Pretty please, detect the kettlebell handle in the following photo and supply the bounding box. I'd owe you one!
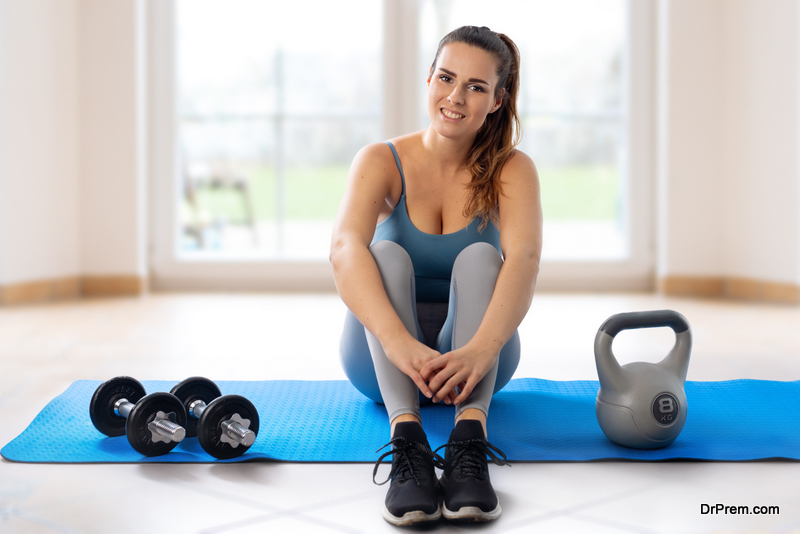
[599,310,690,338]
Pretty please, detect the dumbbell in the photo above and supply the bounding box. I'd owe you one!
[89,376,188,456]
[170,376,259,459]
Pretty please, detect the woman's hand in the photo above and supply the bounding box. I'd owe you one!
[382,333,443,399]
[419,341,499,405]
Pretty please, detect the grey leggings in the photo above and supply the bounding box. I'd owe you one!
[339,240,520,422]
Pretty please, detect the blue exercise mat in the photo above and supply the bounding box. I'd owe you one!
[2,378,799,463]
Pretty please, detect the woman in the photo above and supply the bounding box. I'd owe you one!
[330,26,542,526]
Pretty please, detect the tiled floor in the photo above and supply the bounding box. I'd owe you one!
[1,292,799,533]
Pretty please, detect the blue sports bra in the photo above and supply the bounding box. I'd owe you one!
[372,142,502,303]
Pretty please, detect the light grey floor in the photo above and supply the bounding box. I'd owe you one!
[1,292,799,533]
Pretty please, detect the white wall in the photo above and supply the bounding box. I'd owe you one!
[0,0,82,285]
[0,0,146,288]
[657,0,725,279]
[721,0,799,284]
[657,0,800,289]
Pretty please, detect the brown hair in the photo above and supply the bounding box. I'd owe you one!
[430,26,522,230]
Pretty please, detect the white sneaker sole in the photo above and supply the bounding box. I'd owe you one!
[443,503,502,522]
[382,504,442,526]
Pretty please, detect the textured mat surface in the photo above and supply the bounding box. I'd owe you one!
[2,378,799,463]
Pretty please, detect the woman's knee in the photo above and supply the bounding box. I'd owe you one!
[369,240,412,271]
[452,242,502,281]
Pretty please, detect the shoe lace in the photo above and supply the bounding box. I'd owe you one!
[434,438,510,477]
[373,437,444,486]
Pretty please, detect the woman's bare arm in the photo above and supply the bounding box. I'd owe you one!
[330,143,440,398]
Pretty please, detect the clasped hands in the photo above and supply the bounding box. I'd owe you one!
[384,335,498,406]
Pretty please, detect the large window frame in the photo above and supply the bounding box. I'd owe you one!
[148,0,655,291]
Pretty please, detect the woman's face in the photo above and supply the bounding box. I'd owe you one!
[427,42,504,140]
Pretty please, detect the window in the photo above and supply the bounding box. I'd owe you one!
[149,0,653,290]
[176,0,381,259]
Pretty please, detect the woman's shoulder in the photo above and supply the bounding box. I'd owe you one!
[352,141,395,166]
[352,133,424,177]
[497,149,541,226]
[346,141,406,203]
[500,149,539,182]
[348,142,400,185]
[503,148,536,171]
[355,132,416,161]
[386,131,425,158]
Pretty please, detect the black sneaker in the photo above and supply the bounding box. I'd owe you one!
[373,422,443,526]
[436,419,509,522]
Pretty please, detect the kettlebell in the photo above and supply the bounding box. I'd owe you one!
[594,310,692,449]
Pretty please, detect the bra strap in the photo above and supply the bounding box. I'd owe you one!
[384,141,406,196]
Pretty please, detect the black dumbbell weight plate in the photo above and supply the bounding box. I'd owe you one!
[126,392,188,457]
[89,376,146,437]
[198,395,260,460]
[170,376,222,438]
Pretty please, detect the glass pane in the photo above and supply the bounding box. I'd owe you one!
[180,119,276,252]
[281,118,381,259]
[523,117,626,259]
[176,0,382,258]
[420,0,627,260]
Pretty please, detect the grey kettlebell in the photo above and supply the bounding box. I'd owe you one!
[595,310,692,449]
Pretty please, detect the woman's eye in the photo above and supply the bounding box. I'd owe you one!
[469,85,485,92]
[439,75,451,82]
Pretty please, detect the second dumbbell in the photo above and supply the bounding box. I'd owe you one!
[171,377,260,459]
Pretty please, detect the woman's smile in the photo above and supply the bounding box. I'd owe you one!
[441,107,466,120]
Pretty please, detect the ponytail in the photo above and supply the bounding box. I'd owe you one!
[431,26,522,230]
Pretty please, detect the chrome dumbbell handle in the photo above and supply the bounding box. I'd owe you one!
[115,398,186,444]
[189,399,256,447]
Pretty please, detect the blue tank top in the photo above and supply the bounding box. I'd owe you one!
[372,142,502,303]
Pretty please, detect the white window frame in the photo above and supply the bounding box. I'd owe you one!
[537,0,656,291]
[147,0,655,292]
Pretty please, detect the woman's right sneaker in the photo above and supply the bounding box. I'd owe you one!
[373,421,442,526]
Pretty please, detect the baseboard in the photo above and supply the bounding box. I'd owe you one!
[726,277,800,304]
[4,273,797,305]
[0,275,145,305]
[660,275,800,304]
[0,277,81,305]
[82,276,145,297]
[658,276,725,299]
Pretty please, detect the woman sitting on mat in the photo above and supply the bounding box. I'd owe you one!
[330,25,542,526]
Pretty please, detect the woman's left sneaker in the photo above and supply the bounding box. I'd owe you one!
[436,419,509,522]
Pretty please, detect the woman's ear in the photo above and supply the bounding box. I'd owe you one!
[490,88,506,113]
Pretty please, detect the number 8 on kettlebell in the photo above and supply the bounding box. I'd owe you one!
[594,310,692,449]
